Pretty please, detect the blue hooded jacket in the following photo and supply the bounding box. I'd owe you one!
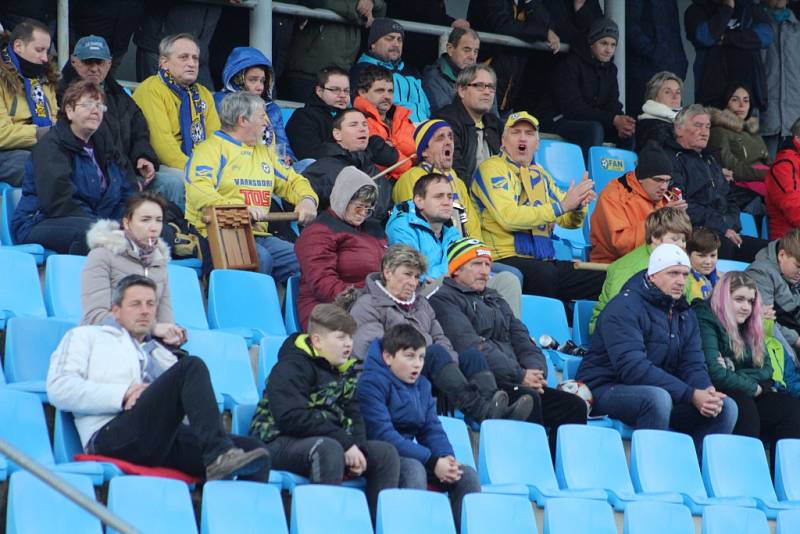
[215,46,296,161]
[357,340,454,466]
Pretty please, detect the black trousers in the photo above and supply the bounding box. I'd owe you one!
[717,235,769,263]
[499,257,606,302]
[22,216,94,255]
[93,356,270,481]
[507,385,588,455]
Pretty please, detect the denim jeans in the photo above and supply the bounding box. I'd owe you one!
[148,166,186,210]
[422,343,489,380]
[21,216,95,254]
[0,149,30,186]
[254,235,300,283]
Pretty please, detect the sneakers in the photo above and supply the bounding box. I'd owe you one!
[206,447,270,481]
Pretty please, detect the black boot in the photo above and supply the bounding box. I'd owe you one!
[470,371,533,421]
[432,364,508,422]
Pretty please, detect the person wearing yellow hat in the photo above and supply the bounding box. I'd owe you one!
[471,111,605,303]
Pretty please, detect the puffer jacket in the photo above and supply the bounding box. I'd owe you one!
[576,270,712,405]
[428,278,547,389]
[765,138,800,239]
[350,53,431,123]
[349,273,458,362]
[747,239,800,347]
[284,91,340,161]
[353,95,415,179]
[761,7,800,139]
[707,107,771,182]
[357,340,453,466]
[0,31,59,150]
[81,220,173,326]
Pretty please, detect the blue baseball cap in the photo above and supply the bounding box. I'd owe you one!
[73,35,112,61]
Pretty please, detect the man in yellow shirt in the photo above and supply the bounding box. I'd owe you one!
[186,92,318,281]
[133,33,221,210]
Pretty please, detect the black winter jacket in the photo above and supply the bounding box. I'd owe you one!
[285,91,342,161]
[429,278,547,388]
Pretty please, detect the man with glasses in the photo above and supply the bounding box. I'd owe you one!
[435,64,502,187]
[286,66,352,161]
[590,141,686,264]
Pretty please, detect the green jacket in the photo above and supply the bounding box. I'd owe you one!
[693,299,773,396]
[707,107,771,182]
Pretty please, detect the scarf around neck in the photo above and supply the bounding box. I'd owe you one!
[2,44,52,127]
[159,67,207,156]
[125,229,157,268]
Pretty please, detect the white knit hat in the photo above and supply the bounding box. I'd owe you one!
[647,243,691,276]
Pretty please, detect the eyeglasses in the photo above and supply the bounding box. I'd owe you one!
[76,101,108,112]
[322,86,351,95]
[466,82,497,92]
[352,203,375,216]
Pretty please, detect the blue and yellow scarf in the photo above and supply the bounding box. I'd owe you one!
[2,44,52,127]
[509,153,559,260]
[158,67,207,156]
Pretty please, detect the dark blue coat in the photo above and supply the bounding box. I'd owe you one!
[357,340,453,466]
[576,270,712,406]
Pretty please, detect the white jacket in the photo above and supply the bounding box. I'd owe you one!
[46,324,177,448]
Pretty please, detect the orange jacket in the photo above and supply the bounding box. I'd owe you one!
[353,95,415,179]
[589,172,668,263]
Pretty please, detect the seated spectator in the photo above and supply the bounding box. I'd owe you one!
[748,229,800,355]
[133,33,221,210]
[216,46,296,164]
[302,108,397,222]
[423,28,481,114]
[665,104,768,262]
[471,111,605,301]
[12,80,136,255]
[636,71,683,149]
[349,244,531,423]
[765,118,800,239]
[576,244,738,453]
[687,227,722,303]
[694,271,800,463]
[589,207,692,333]
[0,19,58,186]
[590,141,683,264]
[545,17,635,160]
[295,167,387,330]
[429,237,588,453]
[185,92,318,282]
[434,64,501,186]
[350,18,431,123]
[59,36,181,207]
[285,66,351,161]
[357,324,481,529]
[353,65,415,180]
[47,275,270,481]
[249,303,399,522]
[82,192,185,346]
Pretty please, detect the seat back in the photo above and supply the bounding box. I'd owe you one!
[257,337,285,395]
[201,481,288,534]
[438,415,476,469]
[207,269,286,336]
[588,146,638,194]
[5,316,75,387]
[631,429,708,499]
[44,254,87,322]
[167,264,209,329]
[0,389,56,471]
[702,434,778,502]
[1,186,21,245]
[572,300,597,347]
[7,471,102,534]
[775,439,800,501]
[290,485,372,534]
[0,248,47,327]
[701,505,769,534]
[53,409,84,464]
[521,294,571,346]
[715,259,749,273]
[284,274,301,334]
[543,498,617,534]
[231,403,257,436]
[478,420,559,491]
[536,140,585,191]
[740,213,759,238]
[461,493,538,534]
[376,489,456,534]
[107,476,197,534]
[777,509,800,534]
[623,501,694,534]
[556,424,634,495]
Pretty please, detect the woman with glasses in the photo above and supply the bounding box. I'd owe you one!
[295,166,388,329]
[12,79,136,254]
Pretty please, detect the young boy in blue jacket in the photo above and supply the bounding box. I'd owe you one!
[357,324,480,529]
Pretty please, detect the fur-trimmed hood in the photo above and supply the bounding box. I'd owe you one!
[86,219,171,261]
[709,107,760,135]
[0,31,60,95]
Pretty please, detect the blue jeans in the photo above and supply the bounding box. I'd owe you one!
[594,384,738,455]
[255,235,299,283]
[422,343,488,379]
[148,166,186,210]
[0,149,30,186]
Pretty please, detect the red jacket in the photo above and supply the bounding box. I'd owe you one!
[353,95,416,179]
[766,138,800,240]
[296,209,387,329]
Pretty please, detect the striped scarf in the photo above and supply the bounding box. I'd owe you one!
[158,68,207,156]
[1,44,52,127]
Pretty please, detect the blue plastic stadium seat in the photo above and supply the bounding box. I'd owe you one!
[588,146,638,194]
[108,476,197,534]
[44,254,87,322]
[544,498,617,534]
[520,294,575,370]
[6,471,102,534]
[553,238,574,261]
[281,107,295,126]
[556,424,683,511]
[461,493,537,534]
[702,434,800,519]
[740,212,759,238]
[536,139,585,191]
[54,409,123,481]
[437,415,476,469]
[777,509,800,534]
[4,316,76,399]
[168,264,209,329]
[171,257,202,275]
[701,505,769,534]
[572,300,597,348]
[715,259,749,273]
[257,337,286,395]
[478,420,606,507]
[291,485,372,534]
[761,216,770,240]
[0,456,7,481]
[376,489,456,534]
[775,439,800,501]
[553,226,591,261]
[624,501,694,534]
[284,274,301,334]
[0,248,47,330]
[292,158,316,174]
[201,481,288,534]
[631,429,755,515]
[1,187,48,264]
